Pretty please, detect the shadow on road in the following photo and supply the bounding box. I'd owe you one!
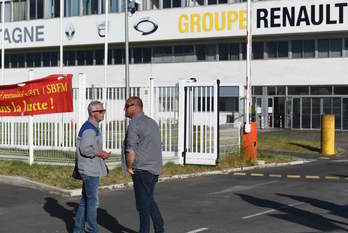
[43,197,136,233]
[277,193,348,220]
[236,193,347,232]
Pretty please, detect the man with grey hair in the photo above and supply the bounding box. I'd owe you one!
[73,100,110,233]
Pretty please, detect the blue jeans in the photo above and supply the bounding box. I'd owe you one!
[73,175,100,233]
[132,169,164,233]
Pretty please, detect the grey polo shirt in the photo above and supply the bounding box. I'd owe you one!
[125,112,162,175]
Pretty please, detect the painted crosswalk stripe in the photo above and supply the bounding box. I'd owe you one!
[287,175,301,179]
[269,174,282,178]
[251,173,264,177]
[305,176,320,179]
[187,228,209,233]
[325,176,340,180]
[233,172,246,176]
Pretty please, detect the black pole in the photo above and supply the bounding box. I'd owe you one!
[216,79,220,164]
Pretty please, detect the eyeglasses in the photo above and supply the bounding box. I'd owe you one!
[124,104,135,109]
[92,109,106,114]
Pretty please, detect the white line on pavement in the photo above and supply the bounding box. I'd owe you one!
[242,202,303,219]
[187,228,209,233]
[209,181,278,195]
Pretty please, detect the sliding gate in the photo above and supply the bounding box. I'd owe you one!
[178,80,219,165]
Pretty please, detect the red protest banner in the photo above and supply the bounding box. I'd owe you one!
[0,74,73,116]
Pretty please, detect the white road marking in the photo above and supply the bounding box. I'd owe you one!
[187,228,209,233]
[242,202,303,219]
[209,181,278,195]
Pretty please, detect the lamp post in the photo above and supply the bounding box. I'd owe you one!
[125,0,130,100]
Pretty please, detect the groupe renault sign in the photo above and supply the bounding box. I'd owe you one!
[0,0,347,48]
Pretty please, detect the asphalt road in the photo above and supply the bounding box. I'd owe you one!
[1,131,348,233]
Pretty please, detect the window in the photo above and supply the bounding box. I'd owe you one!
[5,54,9,68]
[0,1,11,22]
[114,49,124,64]
[278,41,288,58]
[30,0,44,19]
[267,41,289,58]
[266,42,277,58]
[153,46,172,63]
[173,0,181,8]
[95,49,104,65]
[230,43,239,60]
[43,52,58,67]
[292,40,303,58]
[267,86,276,95]
[345,38,348,57]
[303,40,315,58]
[3,53,24,68]
[163,0,171,8]
[208,0,217,4]
[219,44,230,61]
[241,42,246,60]
[318,39,329,58]
[310,86,332,95]
[110,0,119,13]
[219,86,239,112]
[83,0,98,15]
[174,45,194,62]
[63,51,75,66]
[334,86,348,95]
[10,54,18,68]
[330,38,342,57]
[288,86,309,95]
[108,49,112,64]
[252,42,264,59]
[13,0,27,21]
[218,43,239,60]
[27,53,41,67]
[253,86,262,95]
[77,50,93,65]
[133,48,142,64]
[44,0,60,18]
[143,48,151,63]
[54,0,60,17]
[276,86,286,95]
[196,44,216,61]
[65,0,80,16]
[149,0,160,9]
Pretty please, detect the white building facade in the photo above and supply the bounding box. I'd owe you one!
[1,0,348,130]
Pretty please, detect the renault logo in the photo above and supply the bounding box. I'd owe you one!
[65,23,75,40]
[134,17,158,35]
[97,21,109,38]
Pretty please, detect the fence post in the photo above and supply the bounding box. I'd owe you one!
[149,78,155,119]
[177,80,186,165]
[28,70,34,165]
[78,73,87,131]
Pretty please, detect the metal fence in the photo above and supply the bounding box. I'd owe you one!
[0,77,240,166]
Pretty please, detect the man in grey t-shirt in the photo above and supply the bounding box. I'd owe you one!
[124,96,164,233]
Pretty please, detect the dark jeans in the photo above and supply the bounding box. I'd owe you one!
[132,169,164,233]
[73,175,100,233]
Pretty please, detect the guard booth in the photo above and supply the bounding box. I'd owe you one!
[178,80,219,165]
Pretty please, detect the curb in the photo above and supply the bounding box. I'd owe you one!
[0,160,310,197]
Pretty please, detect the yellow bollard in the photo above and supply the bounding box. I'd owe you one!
[321,115,335,156]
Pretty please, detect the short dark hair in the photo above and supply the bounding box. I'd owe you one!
[127,96,143,109]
